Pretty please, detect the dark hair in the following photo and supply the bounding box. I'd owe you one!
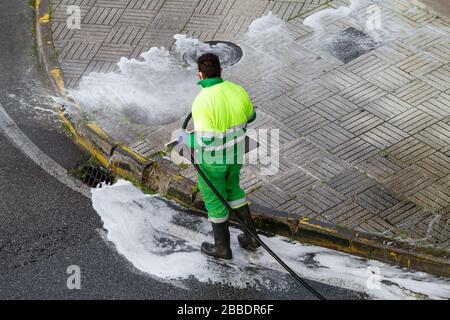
[197,53,221,78]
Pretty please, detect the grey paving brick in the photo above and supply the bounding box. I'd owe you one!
[160,0,198,13]
[418,92,450,120]
[229,0,269,17]
[360,123,410,150]
[322,199,374,229]
[83,7,125,25]
[320,67,363,91]
[282,137,324,164]
[359,217,397,235]
[414,121,450,151]
[95,43,134,62]
[338,110,384,135]
[127,0,165,10]
[51,22,77,42]
[372,41,414,64]
[272,67,306,92]
[118,9,156,25]
[282,108,330,136]
[296,185,347,214]
[184,14,223,33]
[194,0,233,15]
[150,11,191,30]
[385,166,436,198]
[389,108,439,135]
[301,153,348,181]
[264,0,306,20]
[288,82,335,107]
[328,168,376,197]
[279,201,318,219]
[331,137,380,165]
[310,94,359,121]
[72,24,112,42]
[386,136,436,165]
[422,64,450,92]
[84,60,118,75]
[340,81,387,106]
[307,122,354,151]
[356,154,406,182]
[380,200,426,227]
[394,80,440,106]
[346,54,389,78]
[139,28,178,48]
[60,59,90,79]
[260,95,306,122]
[105,25,147,46]
[410,182,450,211]
[248,184,291,208]
[356,184,401,214]
[424,43,450,64]
[365,66,415,92]
[363,94,413,121]
[396,52,442,77]
[216,14,254,35]
[417,151,450,179]
[60,41,101,60]
[96,0,131,8]
[271,168,320,194]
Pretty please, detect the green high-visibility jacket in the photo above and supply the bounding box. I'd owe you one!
[187,78,255,163]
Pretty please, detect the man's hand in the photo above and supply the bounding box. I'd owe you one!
[177,130,188,145]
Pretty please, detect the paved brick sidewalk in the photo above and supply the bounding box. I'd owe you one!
[50,0,450,251]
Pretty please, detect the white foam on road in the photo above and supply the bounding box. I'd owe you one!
[91,180,450,300]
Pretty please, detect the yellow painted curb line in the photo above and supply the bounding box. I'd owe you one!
[57,110,110,168]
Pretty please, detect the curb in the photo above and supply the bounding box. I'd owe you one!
[35,0,450,278]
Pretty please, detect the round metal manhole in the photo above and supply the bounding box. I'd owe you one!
[183,41,243,68]
[81,165,114,188]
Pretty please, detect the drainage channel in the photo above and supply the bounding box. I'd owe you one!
[70,161,115,189]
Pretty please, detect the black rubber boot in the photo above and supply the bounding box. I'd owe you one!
[201,220,232,260]
[235,205,261,251]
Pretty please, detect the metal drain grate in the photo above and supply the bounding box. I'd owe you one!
[81,165,113,188]
[325,27,379,63]
[183,41,243,68]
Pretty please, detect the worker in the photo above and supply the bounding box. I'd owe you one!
[178,53,260,260]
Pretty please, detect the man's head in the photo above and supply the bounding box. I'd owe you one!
[197,53,222,80]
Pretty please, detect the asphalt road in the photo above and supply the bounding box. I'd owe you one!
[0,0,364,300]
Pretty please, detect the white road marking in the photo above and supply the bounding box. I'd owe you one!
[0,102,90,198]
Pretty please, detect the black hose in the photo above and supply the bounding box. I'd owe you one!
[182,114,326,300]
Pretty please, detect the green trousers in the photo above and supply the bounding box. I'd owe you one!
[197,163,248,223]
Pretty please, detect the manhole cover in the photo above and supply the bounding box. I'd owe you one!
[183,41,243,68]
[81,165,114,188]
[325,27,379,63]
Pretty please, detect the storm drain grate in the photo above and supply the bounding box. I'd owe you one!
[183,41,243,68]
[325,27,379,63]
[81,165,114,188]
